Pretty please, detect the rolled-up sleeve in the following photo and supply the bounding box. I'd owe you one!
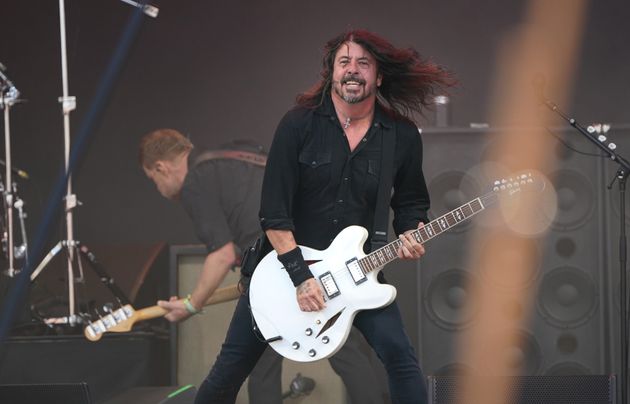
[259,109,304,232]
[391,127,430,235]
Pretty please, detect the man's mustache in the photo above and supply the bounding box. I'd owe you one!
[341,74,366,85]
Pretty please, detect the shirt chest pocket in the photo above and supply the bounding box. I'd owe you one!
[364,159,381,195]
[350,157,381,202]
[298,151,332,190]
[367,159,380,177]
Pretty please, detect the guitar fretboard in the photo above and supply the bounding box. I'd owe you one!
[358,193,496,273]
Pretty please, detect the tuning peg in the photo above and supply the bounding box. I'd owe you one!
[112,307,126,322]
[102,303,114,314]
[85,320,107,337]
[101,311,117,329]
[111,305,134,323]
[87,317,107,335]
[92,307,117,329]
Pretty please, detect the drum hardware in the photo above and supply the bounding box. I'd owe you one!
[0,63,28,278]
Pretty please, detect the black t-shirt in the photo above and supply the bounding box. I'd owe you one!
[259,95,430,251]
[180,149,265,257]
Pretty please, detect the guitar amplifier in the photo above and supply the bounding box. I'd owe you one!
[0,382,92,404]
[427,375,616,404]
[169,245,348,404]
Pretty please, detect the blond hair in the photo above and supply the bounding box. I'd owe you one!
[138,128,193,168]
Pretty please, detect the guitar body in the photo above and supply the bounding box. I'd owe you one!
[249,225,396,362]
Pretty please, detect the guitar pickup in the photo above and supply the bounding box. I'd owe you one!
[319,272,340,299]
[346,258,366,285]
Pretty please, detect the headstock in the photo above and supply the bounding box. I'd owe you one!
[83,304,138,342]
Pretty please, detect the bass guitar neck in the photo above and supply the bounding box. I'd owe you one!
[84,283,241,341]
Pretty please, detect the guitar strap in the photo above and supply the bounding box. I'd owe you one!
[193,149,267,167]
[370,122,397,252]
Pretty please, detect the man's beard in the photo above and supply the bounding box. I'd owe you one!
[333,74,375,104]
[335,86,372,104]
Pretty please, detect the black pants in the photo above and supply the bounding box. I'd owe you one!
[247,329,390,404]
[195,292,426,404]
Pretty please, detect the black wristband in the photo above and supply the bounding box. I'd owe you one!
[277,247,314,287]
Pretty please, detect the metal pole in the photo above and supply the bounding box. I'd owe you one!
[2,97,15,276]
[58,0,77,321]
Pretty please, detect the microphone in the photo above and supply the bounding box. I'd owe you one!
[282,373,316,398]
[0,159,30,180]
[118,0,159,18]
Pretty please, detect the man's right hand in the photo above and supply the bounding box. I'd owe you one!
[158,296,194,322]
[296,278,326,312]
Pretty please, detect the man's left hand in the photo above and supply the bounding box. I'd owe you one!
[397,223,426,260]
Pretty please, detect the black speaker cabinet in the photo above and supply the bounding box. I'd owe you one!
[416,126,621,377]
[427,375,616,404]
[0,382,92,404]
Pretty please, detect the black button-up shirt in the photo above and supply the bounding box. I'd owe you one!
[259,95,430,251]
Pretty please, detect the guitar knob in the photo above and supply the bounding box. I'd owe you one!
[309,349,316,357]
[305,328,313,336]
[322,336,330,344]
[292,342,300,350]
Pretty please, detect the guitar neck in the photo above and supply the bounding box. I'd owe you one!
[360,193,496,272]
[136,283,242,321]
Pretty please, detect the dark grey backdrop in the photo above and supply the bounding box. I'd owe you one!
[2,0,630,380]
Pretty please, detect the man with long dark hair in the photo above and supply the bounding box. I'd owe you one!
[141,130,390,404]
[196,30,453,404]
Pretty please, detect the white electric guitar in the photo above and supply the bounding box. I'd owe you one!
[249,173,541,362]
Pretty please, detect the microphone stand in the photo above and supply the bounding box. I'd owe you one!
[0,66,22,278]
[29,0,135,327]
[539,94,630,404]
[28,0,88,326]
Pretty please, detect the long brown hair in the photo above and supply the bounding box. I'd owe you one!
[297,30,455,119]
